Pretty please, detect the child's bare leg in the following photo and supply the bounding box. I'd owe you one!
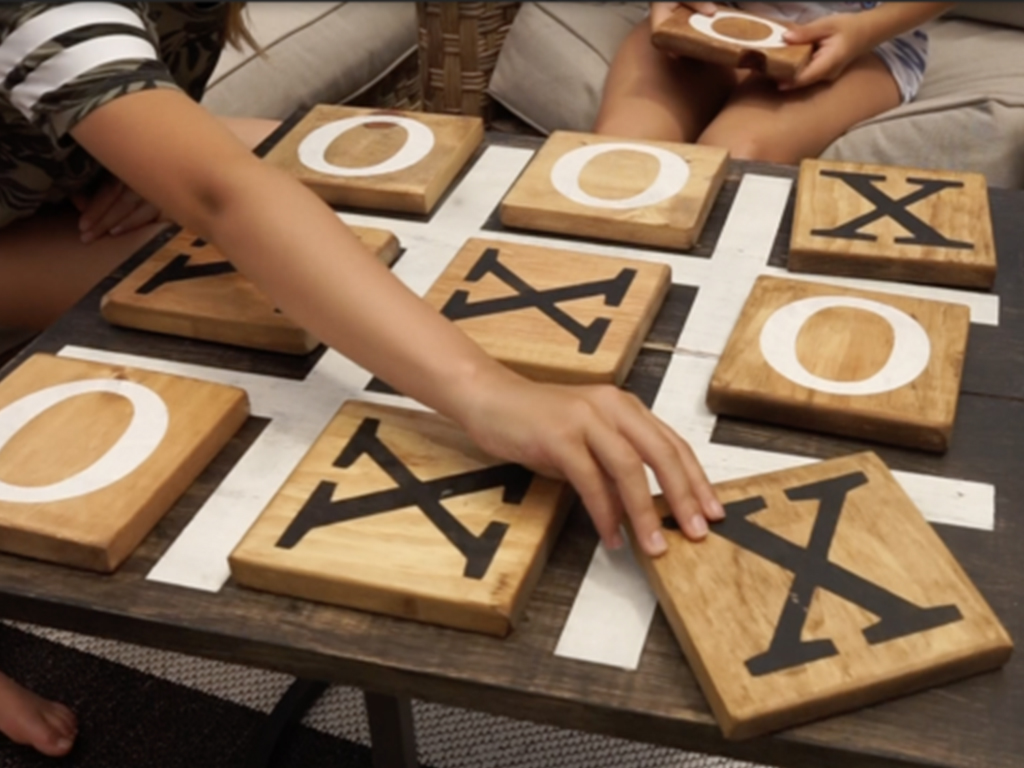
[0,670,77,756]
[697,53,901,164]
[594,20,736,142]
[0,117,280,331]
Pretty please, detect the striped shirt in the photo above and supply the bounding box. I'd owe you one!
[0,2,228,229]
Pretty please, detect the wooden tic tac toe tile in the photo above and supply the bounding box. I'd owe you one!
[0,354,248,572]
[707,275,970,453]
[500,131,727,250]
[262,104,483,214]
[790,159,997,289]
[635,452,1013,739]
[101,226,400,354]
[651,7,812,81]
[421,238,670,385]
[229,401,572,636]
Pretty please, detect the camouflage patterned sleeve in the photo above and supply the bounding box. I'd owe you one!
[0,2,182,144]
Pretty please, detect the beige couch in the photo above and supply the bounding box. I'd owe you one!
[487,2,1024,188]
[201,2,418,119]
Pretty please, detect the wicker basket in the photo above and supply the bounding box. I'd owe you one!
[417,1,521,121]
[348,48,423,112]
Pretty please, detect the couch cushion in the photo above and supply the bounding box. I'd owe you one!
[488,2,646,135]
[947,1,1024,31]
[202,2,416,120]
[489,4,1024,187]
[824,19,1024,188]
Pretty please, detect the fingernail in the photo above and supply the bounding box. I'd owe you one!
[606,531,624,550]
[690,515,709,539]
[708,500,726,521]
[649,529,667,555]
[110,226,122,236]
[80,232,93,244]
[56,737,72,751]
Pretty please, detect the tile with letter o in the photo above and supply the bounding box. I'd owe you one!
[101,226,400,354]
[229,401,573,636]
[500,131,727,250]
[789,159,997,288]
[651,7,812,81]
[262,104,483,214]
[422,238,671,385]
[0,354,249,572]
[634,452,1013,739]
[707,275,970,452]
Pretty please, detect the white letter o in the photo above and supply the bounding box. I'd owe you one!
[0,379,169,503]
[297,115,435,177]
[688,11,788,49]
[550,142,690,210]
[759,296,932,396]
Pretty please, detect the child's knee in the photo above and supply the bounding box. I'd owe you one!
[699,132,795,164]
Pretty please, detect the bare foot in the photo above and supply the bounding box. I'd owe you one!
[0,671,77,756]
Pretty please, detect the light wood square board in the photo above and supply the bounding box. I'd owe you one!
[707,275,970,452]
[0,354,249,572]
[101,226,400,354]
[500,131,728,249]
[422,238,670,385]
[229,401,573,637]
[635,451,1013,739]
[262,104,483,214]
[790,159,997,289]
[651,7,812,80]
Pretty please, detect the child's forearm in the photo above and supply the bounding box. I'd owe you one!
[855,2,953,50]
[72,89,516,427]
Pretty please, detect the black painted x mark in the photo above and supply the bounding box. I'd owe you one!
[811,169,973,249]
[442,247,637,354]
[276,417,534,579]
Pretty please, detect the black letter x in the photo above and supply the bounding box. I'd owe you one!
[669,472,963,676]
[811,170,973,250]
[276,418,534,579]
[137,238,237,295]
[441,248,637,354]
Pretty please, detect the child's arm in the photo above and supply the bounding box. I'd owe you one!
[782,3,953,89]
[70,88,724,556]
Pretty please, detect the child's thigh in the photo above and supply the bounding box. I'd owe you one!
[595,20,736,142]
[697,53,901,164]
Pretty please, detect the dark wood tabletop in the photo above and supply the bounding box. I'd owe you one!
[0,127,1020,768]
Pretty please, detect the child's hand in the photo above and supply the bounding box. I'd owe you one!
[457,368,724,558]
[71,176,163,243]
[780,12,872,90]
[650,2,718,31]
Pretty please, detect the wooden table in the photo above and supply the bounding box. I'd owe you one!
[0,128,1021,768]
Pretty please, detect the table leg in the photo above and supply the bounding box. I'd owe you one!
[364,690,419,768]
[243,678,329,768]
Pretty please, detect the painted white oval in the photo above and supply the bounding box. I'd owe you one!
[759,296,932,396]
[0,379,169,503]
[689,10,788,49]
[550,142,690,210]
[297,115,435,177]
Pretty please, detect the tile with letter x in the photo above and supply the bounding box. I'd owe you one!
[707,275,970,452]
[789,158,997,288]
[101,226,400,354]
[422,238,670,385]
[0,354,249,572]
[651,7,812,81]
[229,401,573,636]
[262,104,484,214]
[635,451,1013,740]
[500,131,727,249]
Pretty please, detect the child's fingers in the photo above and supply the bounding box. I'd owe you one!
[82,187,144,242]
[584,417,668,557]
[657,420,724,523]
[109,201,161,236]
[611,398,716,541]
[78,178,123,233]
[555,437,626,550]
[683,2,718,15]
